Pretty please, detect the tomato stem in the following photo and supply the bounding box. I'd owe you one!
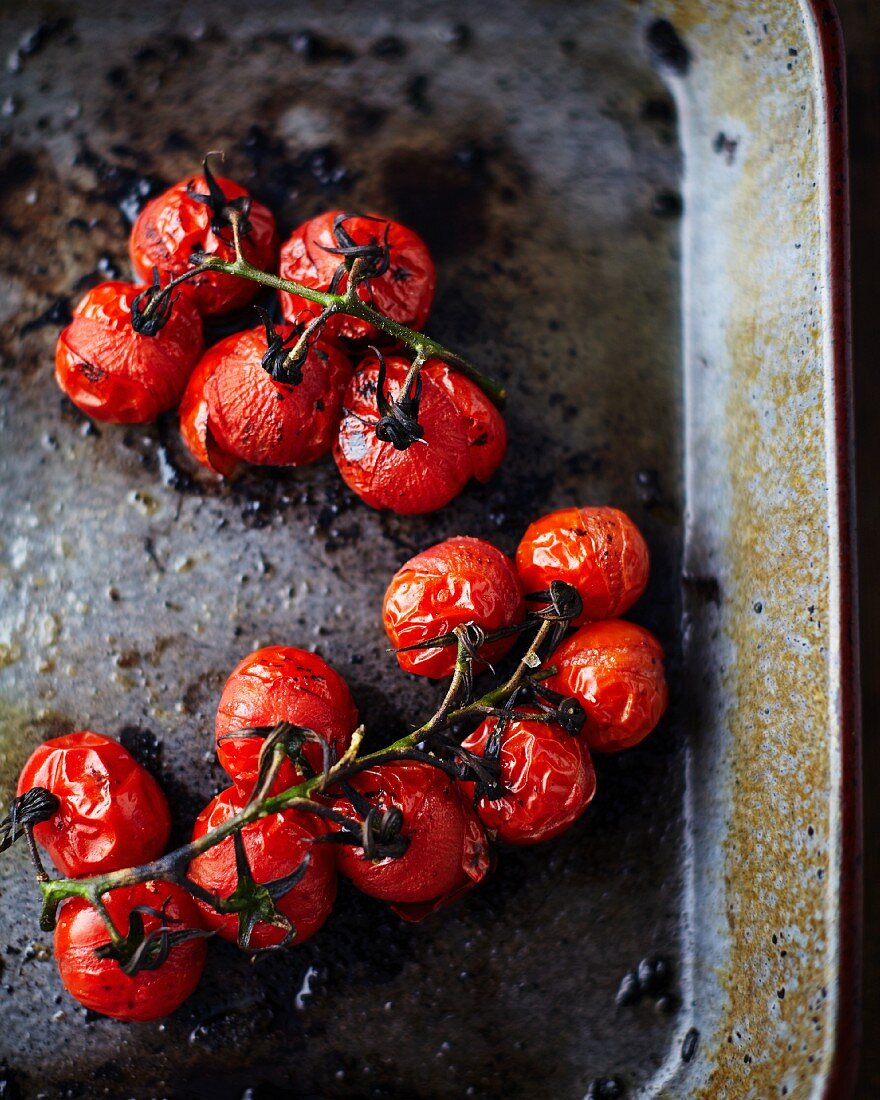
[198,254,507,406]
[33,587,576,945]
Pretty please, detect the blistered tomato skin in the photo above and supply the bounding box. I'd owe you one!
[188,787,337,949]
[331,762,490,920]
[516,506,650,626]
[215,646,358,794]
[55,281,204,423]
[383,536,525,678]
[333,355,507,514]
[16,731,171,877]
[194,326,351,468]
[458,713,596,844]
[178,350,238,476]
[130,173,278,316]
[278,211,436,343]
[545,620,668,752]
[54,881,207,1021]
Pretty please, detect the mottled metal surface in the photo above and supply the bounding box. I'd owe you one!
[0,0,855,1098]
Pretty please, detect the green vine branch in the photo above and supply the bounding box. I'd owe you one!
[26,584,581,953]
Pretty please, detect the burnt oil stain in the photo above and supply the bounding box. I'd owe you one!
[289,30,356,65]
[585,1077,625,1100]
[681,1026,700,1062]
[380,145,490,262]
[19,296,71,336]
[646,19,691,76]
[682,572,722,607]
[238,125,356,222]
[652,189,683,218]
[73,144,162,225]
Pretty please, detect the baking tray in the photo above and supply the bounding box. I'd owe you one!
[0,1,859,1097]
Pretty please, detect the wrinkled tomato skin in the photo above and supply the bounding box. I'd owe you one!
[333,355,507,514]
[54,881,207,1022]
[516,506,650,626]
[16,731,171,877]
[215,646,358,795]
[458,713,596,844]
[192,326,351,468]
[545,620,668,752]
[178,350,238,476]
[188,787,337,949]
[130,173,277,316]
[330,762,490,919]
[383,536,525,678]
[55,281,203,423]
[278,211,435,343]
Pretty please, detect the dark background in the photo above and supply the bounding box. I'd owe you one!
[839,0,880,1096]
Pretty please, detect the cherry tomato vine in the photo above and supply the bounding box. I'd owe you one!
[4,582,581,961]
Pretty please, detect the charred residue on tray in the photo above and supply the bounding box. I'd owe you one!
[646,19,691,76]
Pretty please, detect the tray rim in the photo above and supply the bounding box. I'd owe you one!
[805,2,861,1096]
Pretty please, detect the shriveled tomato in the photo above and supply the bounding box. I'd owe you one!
[330,761,490,920]
[55,281,203,423]
[383,536,524,678]
[516,506,650,626]
[215,646,358,794]
[333,354,506,514]
[545,620,668,752]
[16,731,171,877]
[186,324,351,470]
[278,211,435,343]
[188,786,337,949]
[54,881,207,1021]
[178,349,238,477]
[130,161,277,316]
[458,711,596,844]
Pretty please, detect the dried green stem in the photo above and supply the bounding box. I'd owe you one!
[35,593,571,942]
[198,254,506,405]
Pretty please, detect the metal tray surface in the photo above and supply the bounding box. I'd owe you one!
[0,1,857,1098]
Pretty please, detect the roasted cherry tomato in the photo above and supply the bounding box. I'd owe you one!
[215,646,358,795]
[545,620,668,752]
[179,324,351,472]
[16,731,171,877]
[130,161,277,316]
[516,506,650,626]
[383,536,525,678]
[178,348,238,477]
[333,354,506,514]
[188,786,337,949]
[458,711,596,844]
[330,761,490,920]
[55,281,203,423]
[278,211,435,343]
[54,881,207,1021]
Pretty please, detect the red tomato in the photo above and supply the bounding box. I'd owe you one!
[188,786,337,949]
[186,325,351,469]
[330,761,490,920]
[54,281,203,423]
[54,881,207,1021]
[333,354,506,514]
[383,536,525,678]
[178,349,238,477]
[130,169,277,316]
[516,506,650,626]
[215,646,358,794]
[458,712,596,844]
[545,620,668,752]
[16,731,171,877]
[278,211,435,343]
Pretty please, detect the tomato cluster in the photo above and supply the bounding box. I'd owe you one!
[12,507,665,1023]
[54,157,505,515]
